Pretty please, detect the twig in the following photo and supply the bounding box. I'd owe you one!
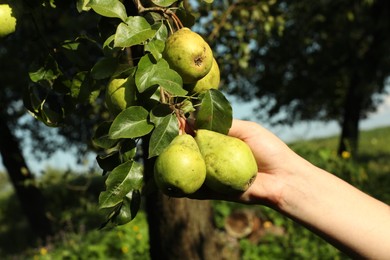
[208,0,243,42]
[132,0,183,30]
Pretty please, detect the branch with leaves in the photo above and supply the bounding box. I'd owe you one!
[25,0,232,227]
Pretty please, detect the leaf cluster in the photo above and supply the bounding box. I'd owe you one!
[24,0,231,226]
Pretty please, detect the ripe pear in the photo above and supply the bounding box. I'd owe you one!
[195,129,258,194]
[185,57,220,94]
[163,27,213,84]
[154,134,207,197]
[0,4,17,37]
[105,77,137,115]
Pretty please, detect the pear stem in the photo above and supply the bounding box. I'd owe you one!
[170,12,184,29]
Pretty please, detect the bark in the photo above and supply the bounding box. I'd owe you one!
[146,191,219,260]
[338,80,361,158]
[0,116,53,240]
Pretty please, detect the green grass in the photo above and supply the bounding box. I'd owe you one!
[0,126,389,259]
[290,126,390,203]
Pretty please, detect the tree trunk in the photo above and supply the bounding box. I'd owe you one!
[142,140,239,260]
[146,191,219,260]
[338,80,361,158]
[0,116,53,240]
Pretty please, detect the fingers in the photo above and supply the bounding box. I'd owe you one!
[187,182,251,204]
[228,119,257,139]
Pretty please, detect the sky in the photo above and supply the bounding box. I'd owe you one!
[230,93,390,143]
[1,93,390,175]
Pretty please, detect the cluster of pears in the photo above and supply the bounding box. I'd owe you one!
[163,27,220,94]
[154,130,258,197]
[104,27,220,115]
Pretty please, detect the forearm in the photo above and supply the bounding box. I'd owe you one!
[276,156,390,259]
[228,119,390,258]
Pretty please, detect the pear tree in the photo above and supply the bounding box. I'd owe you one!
[23,0,243,228]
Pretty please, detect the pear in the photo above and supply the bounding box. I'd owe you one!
[163,27,213,84]
[105,77,137,116]
[0,4,17,37]
[0,4,17,38]
[195,129,258,194]
[154,134,207,197]
[185,57,220,94]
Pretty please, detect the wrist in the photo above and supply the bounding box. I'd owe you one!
[240,151,312,208]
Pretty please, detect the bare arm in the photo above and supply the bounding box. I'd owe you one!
[228,119,390,259]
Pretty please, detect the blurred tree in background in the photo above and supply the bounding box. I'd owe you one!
[196,0,390,157]
[0,0,104,240]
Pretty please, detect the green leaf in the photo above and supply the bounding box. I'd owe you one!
[92,121,118,149]
[96,151,121,172]
[149,104,172,125]
[135,54,186,95]
[195,89,233,134]
[151,0,178,7]
[112,64,136,79]
[70,71,100,104]
[24,84,67,127]
[23,87,39,115]
[88,0,127,21]
[91,57,119,80]
[145,23,167,59]
[120,139,137,162]
[175,7,196,28]
[110,190,141,225]
[152,22,168,41]
[114,17,156,48]
[29,55,61,87]
[145,39,165,60]
[99,160,143,209]
[60,38,101,70]
[109,106,154,139]
[102,34,115,56]
[77,0,91,12]
[40,100,64,127]
[126,190,141,221]
[148,114,179,158]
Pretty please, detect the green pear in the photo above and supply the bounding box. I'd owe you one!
[195,129,258,194]
[185,58,220,94]
[154,134,207,197]
[105,77,137,115]
[163,27,213,84]
[0,4,17,38]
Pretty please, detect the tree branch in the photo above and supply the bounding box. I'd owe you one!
[132,0,183,30]
[208,0,244,42]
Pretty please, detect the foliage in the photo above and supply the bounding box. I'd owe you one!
[0,0,104,161]
[212,200,347,259]
[194,0,390,158]
[0,169,149,259]
[25,213,150,260]
[197,0,390,125]
[239,209,346,260]
[19,0,238,226]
